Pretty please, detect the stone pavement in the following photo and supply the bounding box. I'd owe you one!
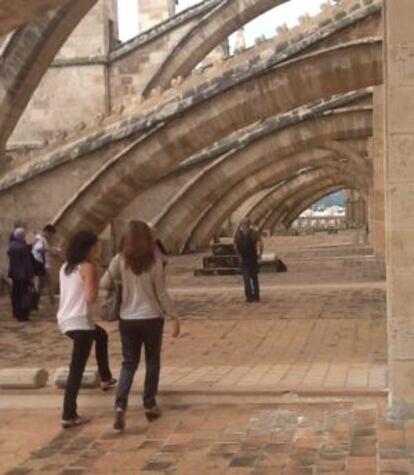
[2,400,414,475]
[0,232,392,474]
[0,283,386,393]
[0,233,387,393]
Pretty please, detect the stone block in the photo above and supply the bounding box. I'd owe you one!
[388,134,414,184]
[0,368,49,389]
[387,89,414,132]
[388,270,414,317]
[389,316,414,360]
[203,255,240,269]
[387,227,414,272]
[389,360,414,419]
[211,243,236,256]
[54,367,99,389]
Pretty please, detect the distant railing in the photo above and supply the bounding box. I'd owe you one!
[292,216,347,230]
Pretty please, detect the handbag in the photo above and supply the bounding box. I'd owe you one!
[101,270,122,322]
[21,282,38,313]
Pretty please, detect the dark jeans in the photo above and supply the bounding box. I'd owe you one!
[242,265,260,301]
[116,318,164,411]
[11,279,30,321]
[63,325,112,420]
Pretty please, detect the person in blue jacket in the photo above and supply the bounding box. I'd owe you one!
[7,227,34,321]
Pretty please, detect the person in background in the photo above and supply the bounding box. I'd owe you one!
[234,218,264,303]
[57,230,116,429]
[7,228,34,322]
[101,220,180,433]
[32,224,61,307]
[148,222,168,266]
[9,220,26,242]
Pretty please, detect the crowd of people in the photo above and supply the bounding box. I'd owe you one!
[7,223,60,321]
[5,218,263,431]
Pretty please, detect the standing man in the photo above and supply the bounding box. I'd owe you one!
[234,219,263,303]
[32,224,61,307]
[7,228,34,321]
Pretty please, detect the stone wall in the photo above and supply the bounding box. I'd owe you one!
[5,0,381,149]
[9,0,116,146]
[138,0,175,32]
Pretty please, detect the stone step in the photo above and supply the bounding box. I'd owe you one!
[195,259,287,276]
[211,243,236,256]
[203,255,240,268]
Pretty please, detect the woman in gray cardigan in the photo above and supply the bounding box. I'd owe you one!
[101,220,180,432]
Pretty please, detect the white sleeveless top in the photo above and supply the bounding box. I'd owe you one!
[57,263,95,334]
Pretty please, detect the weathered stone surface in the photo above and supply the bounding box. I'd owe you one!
[0,0,66,36]
[385,0,414,418]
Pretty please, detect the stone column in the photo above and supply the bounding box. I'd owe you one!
[345,191,354,228]
[138,0,175,32]
[385,0,414,419]
[371,86,386,256]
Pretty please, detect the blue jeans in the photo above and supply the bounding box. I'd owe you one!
[242,265,260,301]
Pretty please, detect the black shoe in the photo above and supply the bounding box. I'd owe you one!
[62,415,90,429]
[113,408,125,432]
[254,297,260,302]
[245,298,253,303]
[144,406,161,422]
[101,377,117,391]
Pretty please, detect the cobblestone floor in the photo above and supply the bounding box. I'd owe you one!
[0,233,387,392]
[0,232,393,474]
[2,401,414,475]
[0,283,386,391]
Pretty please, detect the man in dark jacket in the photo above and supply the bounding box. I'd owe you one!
[7,228,34,321]
[234,219,264,303]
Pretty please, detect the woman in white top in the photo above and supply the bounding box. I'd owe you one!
[57,230,116,428]
[101,220,180,432]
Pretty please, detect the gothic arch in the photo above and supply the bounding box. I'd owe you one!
[49,40,381,237]
[153,109,372,250]
[0,0,98,151]
[183,156,365,252]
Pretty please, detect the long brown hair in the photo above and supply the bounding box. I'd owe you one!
[122,220,155,275]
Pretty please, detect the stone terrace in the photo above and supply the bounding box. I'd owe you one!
[0,232,387,394]
[0,231,390,474]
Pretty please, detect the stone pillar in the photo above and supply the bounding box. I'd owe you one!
[385,0,414,419]
[347,190,361,228]
[138,0,176,32]
[371,86,386,256]
[345,191,353,228]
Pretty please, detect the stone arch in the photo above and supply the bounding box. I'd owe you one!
[261,184,344,230]
[244,185,284,227]
[142,0,382,96]
[282,182,351,229]
[261,176,351,232]
[50,40,381,237]
[0,0,98,152]
[255,180,346,232]
[0,0,68,36]
[245,140,368,229]
[182,155,365,252]
[142,0,290,95]
[153,109,372,251]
